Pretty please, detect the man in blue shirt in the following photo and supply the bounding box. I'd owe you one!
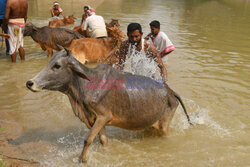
[0,0,10,55]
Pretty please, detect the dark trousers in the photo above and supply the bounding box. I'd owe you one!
[0,19,10,54]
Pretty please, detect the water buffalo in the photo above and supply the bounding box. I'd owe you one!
[24,23,84,57]
[26,50,192,163]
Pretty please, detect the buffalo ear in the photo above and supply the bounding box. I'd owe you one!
[68,56,90,81]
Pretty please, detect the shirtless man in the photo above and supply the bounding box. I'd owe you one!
[50,1,65,20]
[2,0,28,62]
[117,23,168,84]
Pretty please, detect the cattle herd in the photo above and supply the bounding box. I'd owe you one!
[22,18,124,65]
[22,15,193,163]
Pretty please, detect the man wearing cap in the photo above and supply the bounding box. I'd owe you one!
[82,10,107,38]
[145,20,175,64]
[50,1,65,20]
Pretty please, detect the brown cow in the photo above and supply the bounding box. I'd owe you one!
[69,25,125,64]
[105,19,120,28]
[24,23,84,56]
[0,33,10,39]
[49,15,76,28]
[72,25,84,36]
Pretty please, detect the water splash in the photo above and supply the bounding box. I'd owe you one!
[122,43,161,79]
[171,98,231,137]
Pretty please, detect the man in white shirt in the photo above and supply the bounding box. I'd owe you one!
[83,10,107,38]
[146,20,175,63]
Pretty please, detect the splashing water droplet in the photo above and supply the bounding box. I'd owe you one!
[122,43,161,79]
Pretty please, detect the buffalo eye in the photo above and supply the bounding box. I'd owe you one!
[53,63,61,69]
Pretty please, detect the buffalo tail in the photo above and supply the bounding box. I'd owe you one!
[174,92,193,125]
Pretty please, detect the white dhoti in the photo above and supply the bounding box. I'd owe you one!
[7,18,25,55]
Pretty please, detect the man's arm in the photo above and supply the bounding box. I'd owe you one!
[60,11,65,18]
[80,14,85,25]
[147,41,168,84]
[50,7,55,17]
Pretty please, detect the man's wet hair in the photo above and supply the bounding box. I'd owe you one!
[127,23,142,33]
[84,6,89,10]
[150,20,160,29]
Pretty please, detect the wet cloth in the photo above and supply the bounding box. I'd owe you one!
[83,14,107,38]
[152,31,175,62]
[7,18,25,54]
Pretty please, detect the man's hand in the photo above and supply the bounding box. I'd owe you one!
[0,33,10,39]
[61,12,66,19]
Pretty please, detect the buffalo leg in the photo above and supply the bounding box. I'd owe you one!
[159,109,176,136]
[79,116,108,163]
[99,127,108,146]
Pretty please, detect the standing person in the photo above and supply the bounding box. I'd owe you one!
[83,10,107,38]
[50,1,65,20]
[145,20,175,64]
[0,0,10,55]
[116,23,168,84]
[2,0,28,62]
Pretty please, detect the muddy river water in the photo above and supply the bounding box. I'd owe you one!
[0,0,249,166]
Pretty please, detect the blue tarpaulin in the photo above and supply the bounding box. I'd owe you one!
[0,0,7,19]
